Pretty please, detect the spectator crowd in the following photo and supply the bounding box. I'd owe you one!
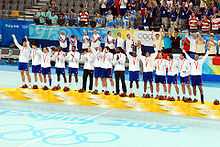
[33,0,220,33]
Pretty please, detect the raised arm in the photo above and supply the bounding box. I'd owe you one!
[182,49,194,62]
[201,50,209,63]
[150,49,158,59]
[25,36,31,49]
[12,34,23,49]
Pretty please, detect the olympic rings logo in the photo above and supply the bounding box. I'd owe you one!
[0,124,120,145]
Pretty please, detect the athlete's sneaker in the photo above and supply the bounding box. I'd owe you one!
[142,94,146,98]
[168,97,175,101]
[129,93,133,97]
[132,93,135,97]
[187,98,193,103]
[182,96,187,102]
[193,98,198,103]
[21,84,28,88]
[78,89,85,93]
[43,86,49,90]
[114,93,119,96]
[119,93,126,97]
[177,96,180,101]
[104,91,110,95]
[92,90,98,95]
[32,85,38,89]
[63,87,70,92]
[57,85,61,90]
[52,86,58,91]
[150,94,154,98]
[213,99,220,105]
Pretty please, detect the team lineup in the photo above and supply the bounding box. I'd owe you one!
[11,30,210,104]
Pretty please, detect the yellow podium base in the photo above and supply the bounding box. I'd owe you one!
[1,88,220,120]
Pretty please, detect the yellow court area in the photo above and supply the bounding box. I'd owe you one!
[1,88,220,120]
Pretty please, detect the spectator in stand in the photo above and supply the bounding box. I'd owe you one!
[113,0,121,16]
[142,9,150,30]
[171,30,181,53]
[34,7,47,25]
[207,33,217,55]
[57,12,66,26]
[127,3,137,28]
[162,30,172,53]
[122,12,129,28]
[105,10,114,27]
[68,9,78,27]
[79,7,89,27]
[135,10,142,29]
[49,0,58,13]
[49,11,58,25]
[201,15,211,33]
[195,33,206,55]
[152,4,161,30]
[45,8,52,25]
[181,30,190,53]
[178,4,189,30]
[95,12,105,27]
[188,12,199,32]
[99,0,107,15]
[160,2,169,30]
[207,1,218,16]
[170,7,178,32]
[120,0,128,16]
[211,14,220,33]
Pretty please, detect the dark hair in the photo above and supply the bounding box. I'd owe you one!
[32,42,38,46]
[181,52,186,58]
[105,46,110,50]
[169,53,173,59]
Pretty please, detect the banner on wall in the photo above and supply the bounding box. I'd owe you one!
[0,19,33,46]
[29,25,108,42]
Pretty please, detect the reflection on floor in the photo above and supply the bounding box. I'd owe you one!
[1,88,220,120]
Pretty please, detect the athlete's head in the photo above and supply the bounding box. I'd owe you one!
[93,29,97,34]
[117,32,121,37]
[157,51,163,59]
[43,47,49,53]
[179,52,186,60]
[22,38,28,47]
[107,31,112,36]
[155,33,160,39]
[194,54,199,61]
[58,47,62,52]
[210,33,214,40]
[116,47,121,53]
[83,31,88,36]
[168,53,173,60]
[145,52,150,57]
[104,46,110,53]
[127,33,131,39]
[31,42,37,49]
[98,46,103,52]
[71,46,76,51]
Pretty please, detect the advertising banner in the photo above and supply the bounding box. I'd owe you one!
[0,19,33,46]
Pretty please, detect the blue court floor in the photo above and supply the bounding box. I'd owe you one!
[0,65,220,147]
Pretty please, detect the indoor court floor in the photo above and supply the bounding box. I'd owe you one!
[0,65,220,147]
